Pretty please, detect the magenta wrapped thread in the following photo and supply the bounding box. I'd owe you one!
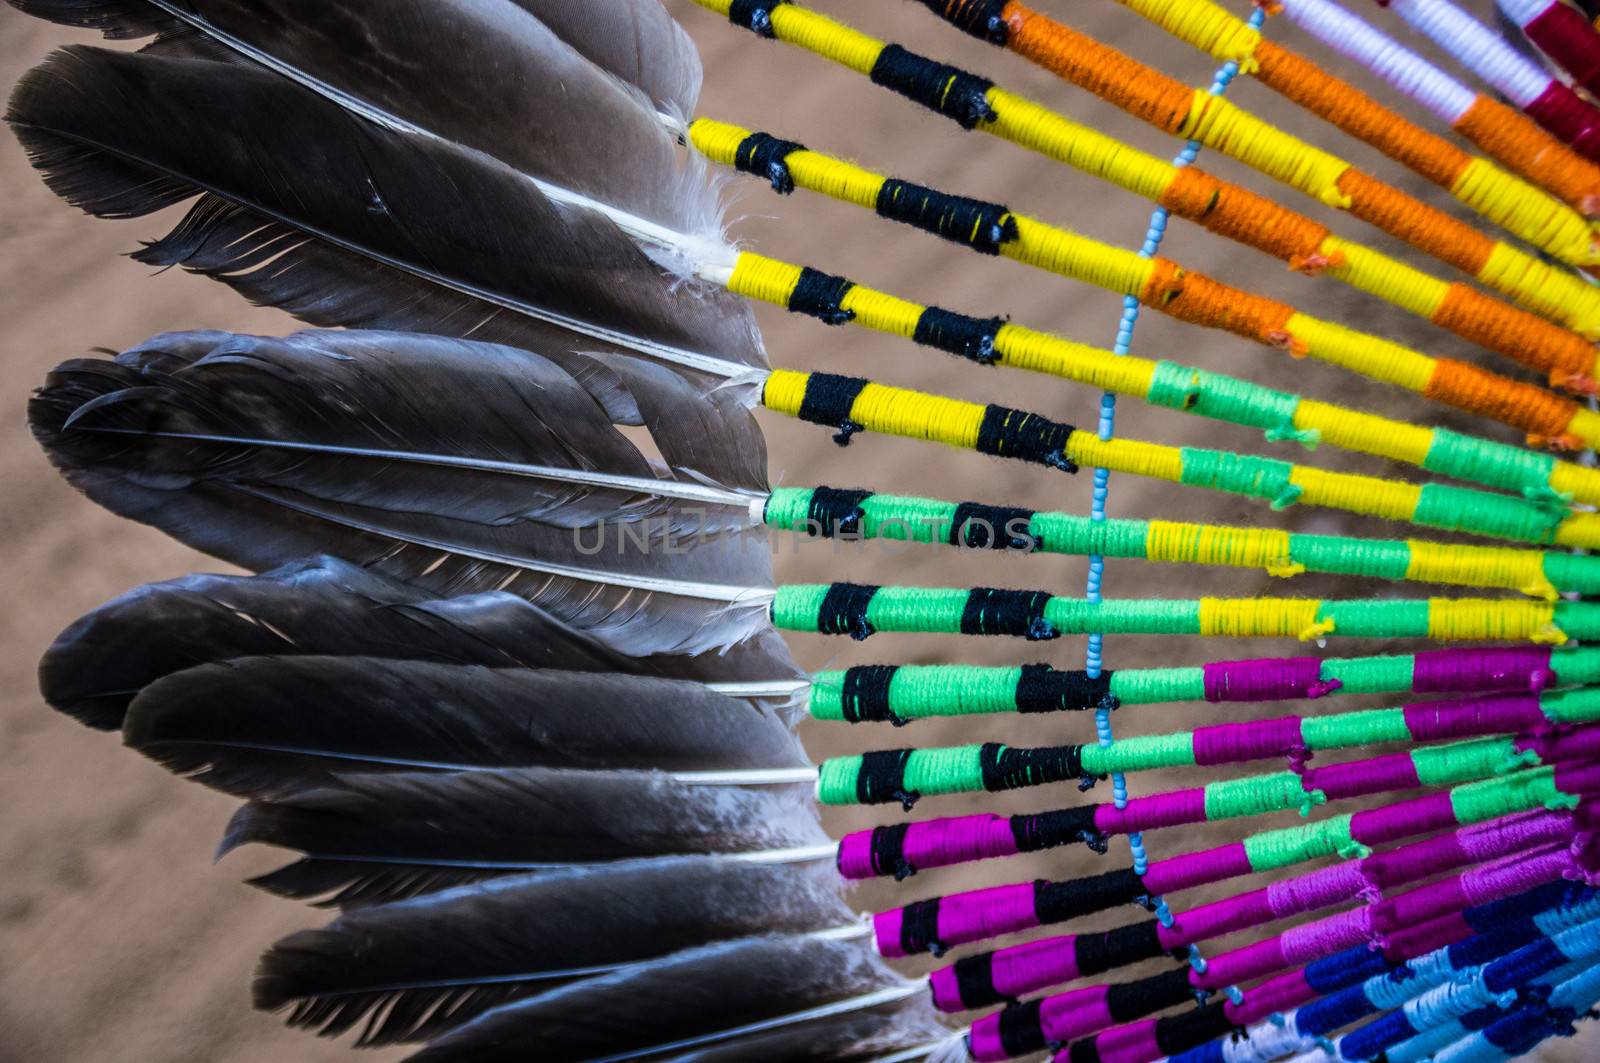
[1191,848,1573,989]
[1071,1018,1161,1063]
[1304,751,1420,799]
[873,881,1038,958]
[1524,3,1600,97]
[1402,693,1544,740]
[1202,656,1332,701]
[967,1019,1010,1062]
[1411,647,1554,693]
[1192,716,1304,765]
[1527,85,1600,158]
[1097,788,1207,834]
[928,934,1082,1011]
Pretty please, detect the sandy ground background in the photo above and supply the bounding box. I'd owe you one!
[0,1,1594,1060]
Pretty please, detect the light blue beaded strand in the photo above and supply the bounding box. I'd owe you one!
[1082,5,1267,999]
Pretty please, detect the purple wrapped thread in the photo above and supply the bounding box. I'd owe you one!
[1078,1021,1161,1063]
[1402,693,1545,740]
[928,933,1083,1012]
[1303,751,1421,799]
[1191,716,1306,765]
[873,881,1037,958]
[1410,647,1554,693]
[1191,847,1573,989]
[1202,656,1335,701]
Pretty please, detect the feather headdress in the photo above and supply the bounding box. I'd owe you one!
[8,1,1600,1062]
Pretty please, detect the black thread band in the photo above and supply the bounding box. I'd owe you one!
[976,406,1078,471]
[817,581,878,640]
[1153,1001,1235,1056]
[951,951,1005,1009]
[949,501,1037,549]
[961,587,1057,639]
[1074,920,1168,977]
[998,998,1047,1056]
[1012,805,1108,854]
[914,306,1006,364]
[857,748,919,808]
[861,822,915,879]
[870,43,997,128]
[839,664,901,724]
[919,0,1012,43]
[899,898,945,956]
[1034,867,1148,926]
[979,742,1085,792]
[789,267,856,324]
[805,486,871,537]
[1017,664,1118,712]
[876,178,1019,253]
[795,372,868,445]
[1107,968,1198,1025]
[729,0,785,36]
[733,130,807,193]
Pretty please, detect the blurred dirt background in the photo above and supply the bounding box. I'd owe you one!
[0,1,1594,1060]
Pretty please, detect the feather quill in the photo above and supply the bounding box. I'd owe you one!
[41,558,804,732]
[31,331,779,654]
[223,770,829,908]
[252,857,854,1045]
[122,656,810,798]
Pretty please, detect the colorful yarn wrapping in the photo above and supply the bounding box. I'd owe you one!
[722,239,1600,493]
[696,0,1600,352]
[822,730,1599,838]
[1328,915,1600,1060]
[763,371,1600,549]
[1053,888,1600,1063]
[771,583,1599,643]
[766,487,1600,599]
[1498,0,1600,106]
[954,851,1587,1061]
[836,762,1600,880]
[1207,952,1588,1063]
[1378,0,1600,160]
[1113,0,1600,219]
[1391,957,1600,1063]
[723,150,1600,449]
[818,689,1600,807]
[807,645,1593,723]
[920,0,1600,323]
[961,811,1575,1058]
[881,805,1572,960]
[1166,882,1600,1063]
[929,846,1585,1015]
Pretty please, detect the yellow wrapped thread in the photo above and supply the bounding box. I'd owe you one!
[1477,243,1600,339]
[1070,436,1187,482]
[1289,467,1423,523]
[1114,0,1262,66]
[1182,94,1350,208]
[1321,239,1452,321]
[1146,521,1293,569]
[726,252,805,309]
[1282,314,1438,392]
[1426,599,1564,643]
[848,381,986,448]
[1005,215,1158,297]
[1293,401,1434,465]
[984,87,1179,203]
[1450,157,1600,268]
[1199,598,1323,638]
[993,324,1158,396]
[1404,542,1557,601]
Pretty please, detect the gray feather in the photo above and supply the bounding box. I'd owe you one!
[122,657,810,798]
